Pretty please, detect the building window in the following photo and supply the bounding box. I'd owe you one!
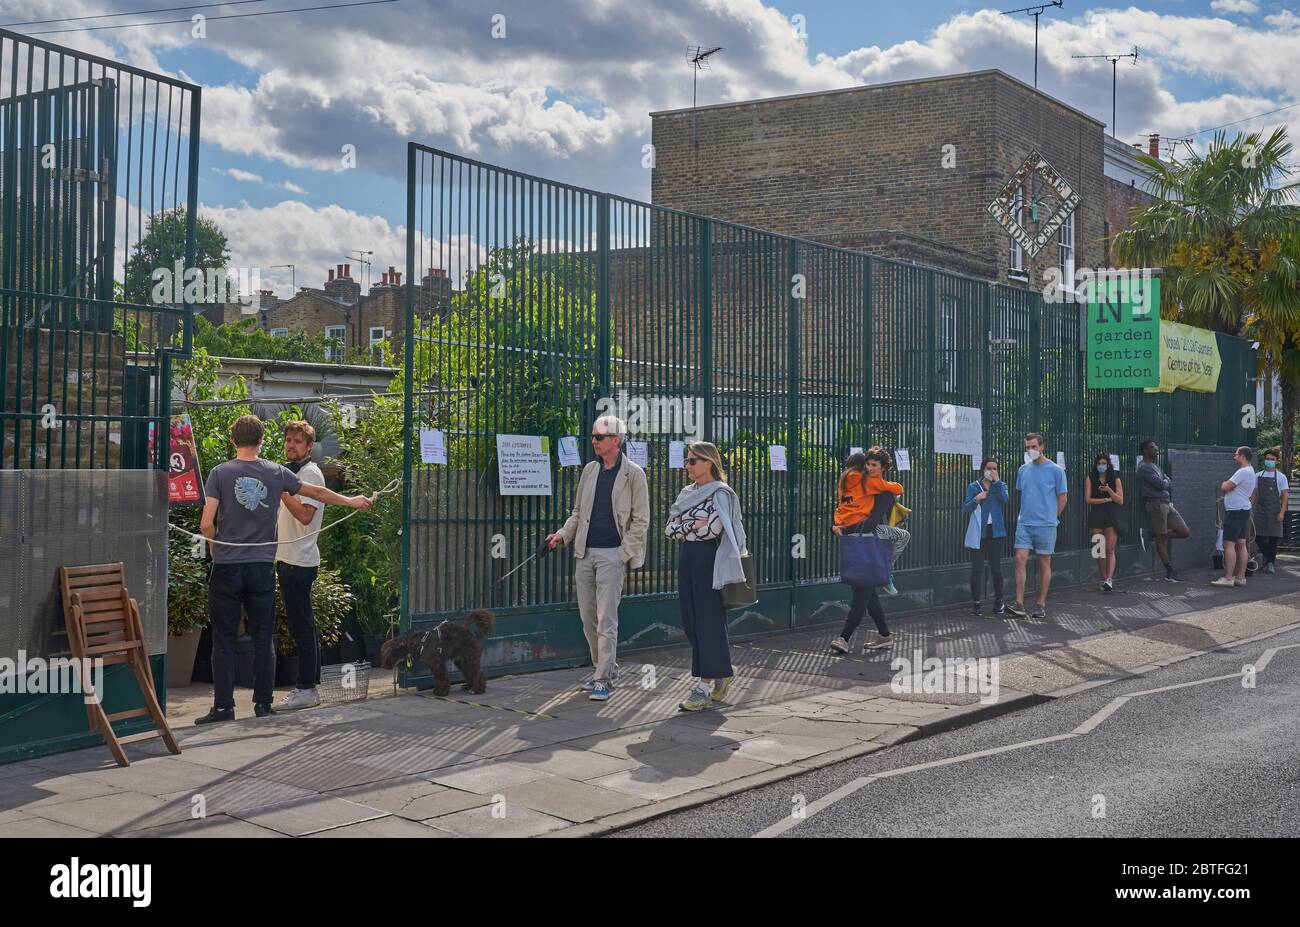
[1009,186,1026,276]
[325,325,346,360]
[270,327,289,338]
[1058,210,1075,292]
[369,326,387,364]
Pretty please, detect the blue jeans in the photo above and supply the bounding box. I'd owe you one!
[209,561,276,709]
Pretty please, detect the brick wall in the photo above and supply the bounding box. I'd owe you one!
[651,69,1107,289]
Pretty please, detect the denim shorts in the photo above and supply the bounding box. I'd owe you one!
[1014,523,1057,555]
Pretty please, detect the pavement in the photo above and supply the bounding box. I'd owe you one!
[1,557,1298,838]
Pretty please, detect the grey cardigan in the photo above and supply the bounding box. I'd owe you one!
[666,480,748,591]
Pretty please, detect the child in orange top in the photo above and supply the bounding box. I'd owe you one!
[833,448,911,598]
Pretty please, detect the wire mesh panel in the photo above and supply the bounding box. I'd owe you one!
[0,28,199,471]
[404,144,1258,666]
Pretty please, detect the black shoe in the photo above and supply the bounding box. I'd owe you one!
[254,703,274,718]
[1165,566,1181,583]
[993,599,1006,616]
[1031,604,1048,620]
[195,707,235,725]
[1005,601,1028,619]
[972,601,984,617]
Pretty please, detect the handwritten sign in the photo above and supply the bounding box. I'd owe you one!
[895,448,911,471]
[668,441,686,469]
[769,445,787,471]
[626,441,649,468]
[419,428,447,465]
[557,436,582,467]
[496,435,553,496]
[933,403,983,457]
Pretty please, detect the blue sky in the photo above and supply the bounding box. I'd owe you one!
[7,0,1296,292]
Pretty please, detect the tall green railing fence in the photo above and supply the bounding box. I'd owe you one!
[0,28,200,471]
[403,143,1255,668]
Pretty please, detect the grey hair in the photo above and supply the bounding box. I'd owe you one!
[593,415,626,444]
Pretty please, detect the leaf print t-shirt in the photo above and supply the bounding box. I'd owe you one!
[204,458,303,563]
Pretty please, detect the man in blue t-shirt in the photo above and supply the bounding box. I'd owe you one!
[1008,432,1068,621]
[196,415,372,725]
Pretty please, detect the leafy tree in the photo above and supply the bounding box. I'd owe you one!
[1113,128,1300,471]
[193,315,335,363]
[123,207,230,306]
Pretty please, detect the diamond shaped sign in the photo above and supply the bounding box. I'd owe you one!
[986,150,1081,260]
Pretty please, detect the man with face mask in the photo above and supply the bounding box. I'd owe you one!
[1007,433,1068,620]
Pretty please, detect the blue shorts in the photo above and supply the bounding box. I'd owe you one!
[1222,509,1250,542]
[1014,523,1057,555]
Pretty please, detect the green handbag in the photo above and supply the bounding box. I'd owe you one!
[720,552,757,610]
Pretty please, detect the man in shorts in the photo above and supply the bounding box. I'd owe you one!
[1212,446,1257,588]
[1007,433,1068,621]
[1136,439,1190,582]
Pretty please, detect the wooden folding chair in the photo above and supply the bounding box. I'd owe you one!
[58,563,180,767]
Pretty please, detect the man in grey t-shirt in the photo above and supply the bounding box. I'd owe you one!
[196,415,371,725]
[1137,439,1189,582]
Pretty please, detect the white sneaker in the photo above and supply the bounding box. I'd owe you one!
[829,637,850,654]
[1209,577,1237,588]
[273,688,320,712]
[862,633,895,651]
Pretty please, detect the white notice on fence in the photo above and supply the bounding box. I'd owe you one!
[769,445,788,471]
[972,454,982,471]
[850,446,863,456]
[932,403,983,456]
[895,448,912,471]
[558,436,582,467]
[626,440,649,468]
[1109,453,1121,472]
[496,434,553,496]
[668,440,686,469]
[1056,451,1066,469]
[419,428,447,465]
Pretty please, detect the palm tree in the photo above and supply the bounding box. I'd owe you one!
[1113,128,1300,472]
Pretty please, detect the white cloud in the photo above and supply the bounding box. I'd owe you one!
[282,181,308,194]
[224,168,265,184]
[1210,1,1258,14]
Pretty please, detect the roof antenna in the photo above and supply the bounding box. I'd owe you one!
[687,45,723,152]
[1001,1,1063,88]
[1070,47,1139,139]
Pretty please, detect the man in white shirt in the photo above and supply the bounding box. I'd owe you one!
[274,420,328,710]
[1212,446,1258,588]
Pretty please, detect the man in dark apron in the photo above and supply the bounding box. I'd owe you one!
[1253,450,1290,575]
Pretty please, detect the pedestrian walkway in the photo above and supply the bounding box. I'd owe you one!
[2,560,1298,838]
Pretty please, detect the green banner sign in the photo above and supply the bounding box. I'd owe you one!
[1086,273,1161,389]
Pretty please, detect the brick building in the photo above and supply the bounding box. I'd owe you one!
[205,264,454,364]
[651,69,1147,290]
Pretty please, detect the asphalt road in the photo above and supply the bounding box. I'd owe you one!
[613,624,1300,838]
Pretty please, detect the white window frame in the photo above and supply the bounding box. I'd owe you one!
[324,325,346,360]
[369,325,387,363]
[1058,210,1076,293]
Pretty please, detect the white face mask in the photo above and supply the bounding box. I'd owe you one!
[1026,448,1042,461]
[983,469,997,481]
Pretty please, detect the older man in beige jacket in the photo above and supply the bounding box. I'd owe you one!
[545,415,649,700]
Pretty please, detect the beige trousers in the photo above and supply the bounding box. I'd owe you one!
[575,547,625,683]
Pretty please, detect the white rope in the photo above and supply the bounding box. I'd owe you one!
[168,478,401,548]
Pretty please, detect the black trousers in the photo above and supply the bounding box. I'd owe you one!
[277,563,320,689]
[970,529,1006,602]
[1257,535,1279,565]
[840,584,888,639]
[209,561,275,709]
[678,538,734,679]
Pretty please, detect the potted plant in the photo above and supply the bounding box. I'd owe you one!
[275,567,353,684]
[166,535,209,688]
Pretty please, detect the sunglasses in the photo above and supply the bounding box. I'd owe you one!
[685,457,702,465]
[590,434,613,441]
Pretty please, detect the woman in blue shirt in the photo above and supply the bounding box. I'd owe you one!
[963,456,1010,617]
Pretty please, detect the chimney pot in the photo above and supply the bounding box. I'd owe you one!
[328,269,335,281]
[381,272,389,286]
[394,272,401,286]
[1148,134,1160,159]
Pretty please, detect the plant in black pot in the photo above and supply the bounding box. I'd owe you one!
[274,567,353,685]
[166,520,210,688]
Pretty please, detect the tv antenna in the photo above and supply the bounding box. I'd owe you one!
[687,45,723,150]
[270,264,295,296]
[1001,1,1063,88]
[347,250,374,290]
[1071,47,1139,138]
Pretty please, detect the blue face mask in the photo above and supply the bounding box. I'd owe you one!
[1096,465,1108,473]
[1264,459,1276,470]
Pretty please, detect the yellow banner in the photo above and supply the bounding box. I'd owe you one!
[1144,320,1221,394]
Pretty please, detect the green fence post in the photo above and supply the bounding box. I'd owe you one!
[788,238,800,591]
[863,256,873,444]
[925,269,937,594]
[700,217,712,442]
[596,194,611,404]
[400,143,416,632]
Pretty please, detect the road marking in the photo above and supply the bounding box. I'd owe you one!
[754,633,1300,837]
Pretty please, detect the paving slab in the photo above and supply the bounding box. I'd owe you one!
[502,746,640,781]
[500,776,649,823]
[306,816,456,837]
[430,760,554,794]
[116,815,287,838]
[0,813,101,837]
[327,776,491,820]
[26,790,188,834]
[0,770,125,812]
[156,773,320,816]
[228,795,388,836]
[425,803,570,838]
[587,766,715,802]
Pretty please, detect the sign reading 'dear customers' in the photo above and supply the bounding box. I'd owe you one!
[496,434,553,496]
[1087,274,1161,389]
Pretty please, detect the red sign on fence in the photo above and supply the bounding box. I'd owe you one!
[149,414,205,506]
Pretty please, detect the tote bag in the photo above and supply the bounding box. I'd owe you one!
[840,527,893,587]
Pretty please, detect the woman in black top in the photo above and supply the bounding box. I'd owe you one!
[1084,453,1124,592]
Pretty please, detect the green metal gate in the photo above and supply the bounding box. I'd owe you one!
[402,143,1255,675]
